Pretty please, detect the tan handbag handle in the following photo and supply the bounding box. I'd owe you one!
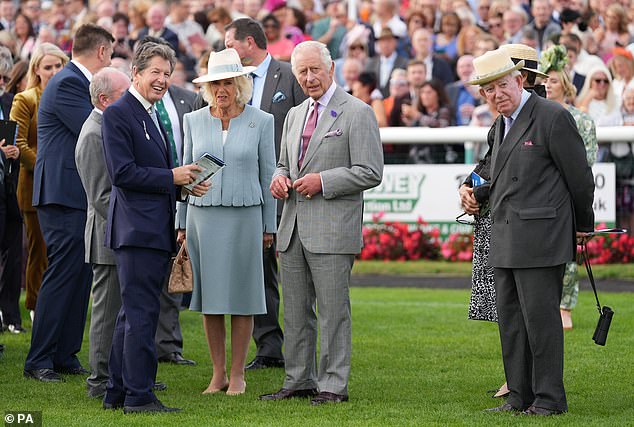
[175,241,189,265]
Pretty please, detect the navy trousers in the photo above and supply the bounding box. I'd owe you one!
[105,246,170,407]
[25,205,92,370]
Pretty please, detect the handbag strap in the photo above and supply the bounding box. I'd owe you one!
[175,241,188,264]
[581,243,602,314]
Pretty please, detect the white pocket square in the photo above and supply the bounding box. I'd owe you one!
[324,129,343,138]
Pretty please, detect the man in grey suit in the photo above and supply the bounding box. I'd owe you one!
[224,18,307,370]
[262,41,383,405]
[74,67,131,398]
[467,49,594,416]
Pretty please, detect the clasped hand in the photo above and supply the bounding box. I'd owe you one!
[270,174,322,199]
[459,184,479,215]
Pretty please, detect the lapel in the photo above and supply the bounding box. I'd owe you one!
[125,92,169,164]
[491,93,537,184]
[299,86,345,173]
[260,59,281,113]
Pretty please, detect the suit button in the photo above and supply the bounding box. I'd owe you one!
[512,177,518,182]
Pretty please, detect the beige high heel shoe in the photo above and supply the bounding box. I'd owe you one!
[492,382,510,398]
[226,380,246,396]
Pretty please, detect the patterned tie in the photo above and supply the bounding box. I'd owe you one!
[155,99,179,166]
[298,101,318,169]
[503,116,514,140]
[247,72,256,106]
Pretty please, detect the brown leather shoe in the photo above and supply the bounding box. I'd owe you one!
[310,392,349,405]
[259,388,318,401]
[521,405,564,416]
[485,402,521,413]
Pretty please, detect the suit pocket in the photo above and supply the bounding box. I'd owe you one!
[519,206,556,220]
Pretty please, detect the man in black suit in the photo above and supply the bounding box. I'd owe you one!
[155,64,198,368]
[365,28,409,98]
[224,18,306,370]
[469,49,594,416]
[411,28,455,86]
[0,47,23,334]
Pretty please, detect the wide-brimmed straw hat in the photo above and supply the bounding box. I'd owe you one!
[192,48,256,84]
[500,44,549,79]
[468,49,525,85]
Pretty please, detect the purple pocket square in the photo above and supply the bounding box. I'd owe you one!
[324,129,343,138]
[523,140,534,146]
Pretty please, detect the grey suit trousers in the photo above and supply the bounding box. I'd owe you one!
[155,276,183,358]
[280,228,354,395]
[87,263,121,390]
[495,264,567,412]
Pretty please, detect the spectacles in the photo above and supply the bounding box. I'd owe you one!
[593,78,609,84]
[349,45,365,51]
[489,22,502,28]
[455,212,475,226]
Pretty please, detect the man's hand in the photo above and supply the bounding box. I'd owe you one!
[270,175,293,199]
[293,173,322,199]
[173,164,202,185]
[576,231,593,245]
[189,181,210,197]
[263,233,274,249]
[459,184,479,215]
[0,142,19,159]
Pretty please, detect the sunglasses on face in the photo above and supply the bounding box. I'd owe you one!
[349,45,365,51]
[593,78,609,84]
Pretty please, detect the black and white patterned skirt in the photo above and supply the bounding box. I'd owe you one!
[468,210,498,322]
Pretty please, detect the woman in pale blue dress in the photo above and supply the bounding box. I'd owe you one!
[177,49,276,396]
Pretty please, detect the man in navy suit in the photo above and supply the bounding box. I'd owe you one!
[137,3,180,55]
[24,24,114,383]
[101,41,208,414]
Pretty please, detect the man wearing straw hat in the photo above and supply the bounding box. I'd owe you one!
[467,49,594,416]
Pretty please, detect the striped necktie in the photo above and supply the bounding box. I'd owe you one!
[155,99,179,166]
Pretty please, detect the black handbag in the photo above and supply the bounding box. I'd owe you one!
[581,244,614,346]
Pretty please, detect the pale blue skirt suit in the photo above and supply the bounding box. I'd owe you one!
[177,104,276,315]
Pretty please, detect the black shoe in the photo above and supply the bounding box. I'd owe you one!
[87,384,107,399]
[310,392,349,406]
[245,356,285,370]
[103,401,124,410]
[23,368,64,382]
[153,382,167,391]
[56,366,90,375]
[259,388,318,401]
[521,405,565,416]
[123,399,181,414]
[157,352,196,366]
[485,403,521,413]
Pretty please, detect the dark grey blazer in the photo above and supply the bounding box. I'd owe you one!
[488,93,595,268]
[167,84,197,158]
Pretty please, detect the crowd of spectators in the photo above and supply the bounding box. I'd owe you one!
[2,0,634,332]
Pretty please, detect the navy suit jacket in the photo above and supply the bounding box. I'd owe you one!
[432,56,456,86]
[137,27,180,55]
[102,91,177,253]
[32,62,92,209]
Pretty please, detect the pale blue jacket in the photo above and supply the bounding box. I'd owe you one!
[176,104,277,233]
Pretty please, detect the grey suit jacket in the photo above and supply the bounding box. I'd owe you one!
[75,109,115,265]
[489,93,595,268]
[274,86,384,254]
[260,58,307,158]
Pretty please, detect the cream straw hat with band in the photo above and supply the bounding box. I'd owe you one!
[192,48,257,83]
[467,49,525,86]
[500,43,549,79]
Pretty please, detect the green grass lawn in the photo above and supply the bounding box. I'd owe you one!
[352,260,634,280]
[1,287,632,426]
